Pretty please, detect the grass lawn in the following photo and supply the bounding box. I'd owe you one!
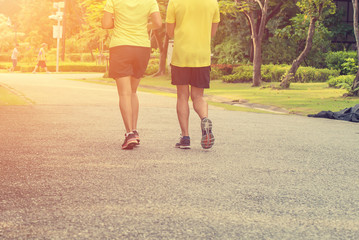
[139,76,359,115]
[0,85,29,105]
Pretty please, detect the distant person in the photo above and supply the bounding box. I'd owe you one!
[166,0,220,149]
[102,0,162,150]
[32,43,50,73]
[9,44,19,72]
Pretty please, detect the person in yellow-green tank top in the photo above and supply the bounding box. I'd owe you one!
[166,0,220,150]
[32,43,50,74]
[102,0,162,150]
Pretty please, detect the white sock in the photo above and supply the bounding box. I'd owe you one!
[125,132,134,137]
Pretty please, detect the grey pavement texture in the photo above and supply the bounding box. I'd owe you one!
[0,73,359,239]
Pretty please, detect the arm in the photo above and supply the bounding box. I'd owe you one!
[166,23,175,39]
[211,23,219,38]
[102,11,114,29]
[148,12,162,31]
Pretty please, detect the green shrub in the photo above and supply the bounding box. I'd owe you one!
[19,63,106,73]
[210,67,223,80]
[222,66,253,83]
[327,75,355,88]
[82,54,95,62]
[325,51,357,74]
[222,64,339,83]
[144,58,159,75]
[341,58,358,75]
[67,54,82,62]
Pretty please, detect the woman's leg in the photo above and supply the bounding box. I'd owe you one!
[130,77,141,131]
[115,76,133,133]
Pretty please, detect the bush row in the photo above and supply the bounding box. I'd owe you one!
[0,63,106,72]
[325,51,357,75]
[327,75,355,88]
[0,53,103,63]
[219,64,339,83]
[0,61,158,75]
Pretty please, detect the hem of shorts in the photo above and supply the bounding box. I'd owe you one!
[170,64,211,68]
[110,73,144,80]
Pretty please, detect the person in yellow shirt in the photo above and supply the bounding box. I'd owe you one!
[102,0,162,150]
[166,0,220,149]
[32,43,50,73]
[9,44,19,72]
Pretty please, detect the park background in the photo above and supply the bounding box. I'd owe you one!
[0,0,358,114]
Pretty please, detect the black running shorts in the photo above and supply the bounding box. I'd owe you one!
[171,65,211,88]
[109,45,151,79]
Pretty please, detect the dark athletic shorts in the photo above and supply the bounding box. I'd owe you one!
[171,65,211,88]
[37,61,46,68]
[109,45,151,79]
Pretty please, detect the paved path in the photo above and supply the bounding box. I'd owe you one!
[0,73,358,239]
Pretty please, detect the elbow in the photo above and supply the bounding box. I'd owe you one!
[153,21,162,30]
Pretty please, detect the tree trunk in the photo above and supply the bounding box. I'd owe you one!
[351,0,359,96]
[153,34,169,77]
[280,17,317,89]
[252,38,262,86]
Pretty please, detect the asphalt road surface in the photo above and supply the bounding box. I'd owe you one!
[1,73,358,239]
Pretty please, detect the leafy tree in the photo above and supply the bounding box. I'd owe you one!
[152,0,169,76]
[221,0,290,87]
[17,0,54,49]
[350,0,359,96]
[78,0,108,60]
[275,13,333,68]
[61,0,84,60]
[280,0,336,88]
[0,14,14,52]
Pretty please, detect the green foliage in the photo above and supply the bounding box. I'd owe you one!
[144,58,160,76]
[213,38,247,64]
[341,58,358,75]
[212,11,250,64]
[325,51,358,74]
[327,75,355,88]
[17,0,54,48]
[222,64,339,83]
[297,0,336,19]
[210,67,223,80]
[275,13,334,68]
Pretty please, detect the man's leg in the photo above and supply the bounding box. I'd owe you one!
[176,85,190,136]
[191,86,208,120]
[115,76,133,133]
[191,86,214,149]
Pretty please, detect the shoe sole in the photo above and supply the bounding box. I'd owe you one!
[122,139,138,150]
[201,118,215,149]
[179,145,191,149]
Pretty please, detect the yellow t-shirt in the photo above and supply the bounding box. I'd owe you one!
[166,0,220,67]
[104,0,160,48]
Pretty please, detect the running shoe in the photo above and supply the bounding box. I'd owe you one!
[122,133,138,150]
[133,130,140,145]
[175,136,191,149]
[201,118,215,149]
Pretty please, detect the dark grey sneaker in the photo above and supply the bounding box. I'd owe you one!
[201,118,215,149]
[175,136,191,149]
